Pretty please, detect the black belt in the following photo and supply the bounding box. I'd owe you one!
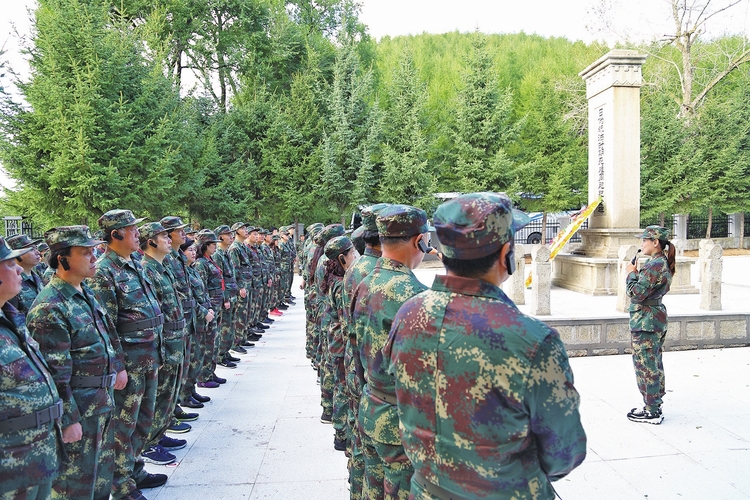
[369,386,397,405]
[412,472,468,500]
[182,299,196,310]
[634,299,662,306]
[117,314,164,333]
[70,373,117,388]
[164,318,186,332]
[0,399,63,433]
[208,289,223,297]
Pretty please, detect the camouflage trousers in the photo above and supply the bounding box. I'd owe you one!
[331,355,348,442]
[199,318,220,381]
[146,359,183,449]
[631,330,667,412]
[52,412,113,500]
[304,297,316,359]
[111,365,158,499]
[218,302,235,356]
[369,437,413,500]
[360,431,385,500]
[179,322,202,402]
[0,483,53,500]
[233,291,251,346]
[346,352,364,500]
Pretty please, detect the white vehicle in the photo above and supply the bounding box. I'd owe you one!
[514,211,586,245]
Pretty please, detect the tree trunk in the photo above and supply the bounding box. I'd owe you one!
[740,212,745,249]
[541,211,548,245]
[659,212,665,227]
[706,206,713,239]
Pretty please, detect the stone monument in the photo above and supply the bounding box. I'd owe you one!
[553,50,696,295]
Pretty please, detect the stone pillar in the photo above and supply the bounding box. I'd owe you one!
[530,246,551,316]
[698,238,714,282]
[579,50,647,244]
[729,212,742,239]
[616,245,639,312]
[700,243,723,311]
[671,239,685,258]
[674,214,688,241]
[502,244,526,305]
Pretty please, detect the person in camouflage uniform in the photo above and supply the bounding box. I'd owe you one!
[383,193,587,500]
[625,225,675,425]
[182,238,215,398]
[90,210,166,500]
[271,234,284,312]
[302,223,324,361]
[342,203,389,500]
[138,222,188,463]
[245,227,268,334]
[0,237,62,499]
[35,241,51,282]
[312,224,346,423]
[321,236,359,453]
[194,230,226,388]
[228,223,259,353]
[214,225,240,368]
[7,234,44,317]
[26,226,119,500]
[351,205,429,500]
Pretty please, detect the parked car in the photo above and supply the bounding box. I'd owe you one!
[514,211,587,245]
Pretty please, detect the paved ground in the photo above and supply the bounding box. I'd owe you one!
[148,259,750,500]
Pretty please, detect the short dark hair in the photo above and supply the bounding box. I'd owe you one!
[442,248,503,279]
[363,230,380,247]
[380,235,412,246]
[48,247,73,270]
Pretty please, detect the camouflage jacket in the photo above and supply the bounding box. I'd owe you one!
[279,241,292,272]
[327,277,345,359]
[0,302,61,493]
[187,265,211,332]
[27,277,116,428]
[90,248,163,370]
[342,247,381,401]
[247,244,264,289]
[384,274,587,499]
[142,255,185,366]
[42,266,56,286]
[215,247,239,302]
[9,271,44,317]
[626,252,672,333]
[165,248,194,320]
[194,256,224,310]
[351,257,428,444]
[229,240,254,290]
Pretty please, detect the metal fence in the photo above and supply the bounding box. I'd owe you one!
[3,217,42,240]
[686,214,729,239]
[514,218,588,245]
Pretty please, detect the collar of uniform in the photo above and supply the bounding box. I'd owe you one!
[144,253,166,272]
[104,246,137,271]
[364,247,382,258]
[431,274,514,304]
[49,275,85,301]
[375,257,413,274]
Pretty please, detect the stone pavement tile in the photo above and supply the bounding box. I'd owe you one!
[248,479,348,499]
[155,447,266,487]
[691,449,750,497]
[708,414,750,442]
[553,460,641,499]
[278,394,323,419]
[152,483,254,499]
[185,419,276,450]
[608,454,749,499]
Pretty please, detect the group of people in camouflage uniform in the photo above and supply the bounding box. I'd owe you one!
[303,193,589,500]
[0,211,298,500]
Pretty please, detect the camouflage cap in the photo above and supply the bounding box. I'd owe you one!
[306,222,324,235]
[272,235,280,241]
[316,224,346,246]
[231,222,247,231]
[6,233,42,249]
[45,225,103,251]
[324,235,353,260]
[637,225,671,241]
[214,225,233,236]
[138,222,168,242]
[351,225,365,244]
[195,229,220,245]
[376,204,429,238]
[98,209,146,231]
[184,226,198,235]
[434,192,531,259]
[361,203,391,232]
[37,241,50,253]
[160,216,188,232]
[246,226,258,233]
[0,237,32,263]
[278,225,289,232]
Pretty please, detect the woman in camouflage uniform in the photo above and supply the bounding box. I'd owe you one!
[625,225,676,425]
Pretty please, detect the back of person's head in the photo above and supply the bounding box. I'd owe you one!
[434,192,530,278]
[376,204,428,248]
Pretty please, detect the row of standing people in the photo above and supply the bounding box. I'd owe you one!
[0,212,297,500]
[303,195,588,500]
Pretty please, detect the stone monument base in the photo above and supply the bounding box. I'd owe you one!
[553,254,698,296]
[572,228,642,258]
